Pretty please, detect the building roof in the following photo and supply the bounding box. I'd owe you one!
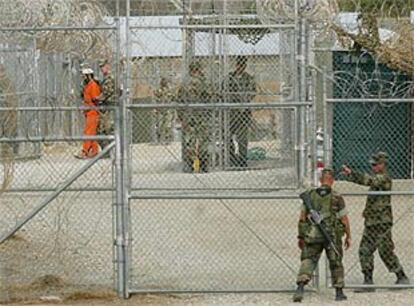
[110,16,285,57]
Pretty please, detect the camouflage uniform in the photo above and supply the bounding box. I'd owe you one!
[96,71,115,150]
[346,153,405,277]
[177,62,212,173]
[224,58,256,168]
[296,186,348,288]
[154,85,174,143]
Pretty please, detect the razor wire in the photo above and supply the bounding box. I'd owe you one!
[0,0,113,60]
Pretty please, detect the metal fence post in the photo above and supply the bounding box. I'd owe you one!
[113,0,130,298]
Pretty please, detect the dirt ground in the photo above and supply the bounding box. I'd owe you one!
[2,143,414,305]
[5,289,414,306]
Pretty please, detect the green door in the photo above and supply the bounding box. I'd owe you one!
[332,51,412,179]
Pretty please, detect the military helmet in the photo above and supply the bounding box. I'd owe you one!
[98,59,110,67]
[321,167,334,176]
[369,151,388,165]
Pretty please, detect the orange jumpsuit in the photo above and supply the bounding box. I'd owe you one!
[81,79,101,157]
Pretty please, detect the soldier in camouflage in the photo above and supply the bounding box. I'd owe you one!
[154,77,174,143]
[342,152,409,290]
[223,56,256,169]
[293,168,351,303]
[177,60,212,173]
[94,59,115,154]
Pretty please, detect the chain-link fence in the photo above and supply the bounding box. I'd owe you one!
[0,0,120,302]
[125,13,310,293]
[320,49,414,289]
[2,0,414,302]
[128,197,306,292]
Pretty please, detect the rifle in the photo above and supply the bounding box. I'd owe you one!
[299,191,341,257]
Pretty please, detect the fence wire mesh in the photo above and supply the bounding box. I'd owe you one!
[322,48,414,288]
[129,198,308,292]
[2,0,414,302]
[0,190,114,302]
[0,0,119,302]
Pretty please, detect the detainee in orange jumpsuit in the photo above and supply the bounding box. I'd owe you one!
[76,68,101,158]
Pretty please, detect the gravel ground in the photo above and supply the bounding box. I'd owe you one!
[5,289,414,306]
[1,143,414,304]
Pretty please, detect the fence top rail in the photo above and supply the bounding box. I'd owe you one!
[0,25,117,32]
[129,190,414,200]
[326,98,414,103]
[0,135,114,143]
[129,193,301,200]
[341,191,414,196]
[128,102,311,109]
[129,24,296,30]
[0,106,117,112]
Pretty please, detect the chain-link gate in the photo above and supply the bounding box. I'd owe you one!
[125,7,312,293]
[0,0,123,302]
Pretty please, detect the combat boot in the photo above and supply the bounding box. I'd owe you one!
[292,283,305,302]
[354,271,375,293]
[396,270,410,285]
[335,288,347,301]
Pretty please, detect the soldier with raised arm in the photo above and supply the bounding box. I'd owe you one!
[342,152,409,291]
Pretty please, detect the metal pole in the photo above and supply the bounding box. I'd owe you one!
[113,0,129,298]
[322,67,329,166]
[128,24,296,30]
[298,13,307,187]
[321,67,329,290]
[326,98,414,103]
[123,0,131,298]
[126,102,312,109]
[0,135,114,143]
[293,0,302,188]
[222,0,228,170]
[0,25,116,31]
[0,143,115,245]
[311,69,318,186]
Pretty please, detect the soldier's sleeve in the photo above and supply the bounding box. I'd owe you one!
[243,74,255,103]
[332,193,348,218]
[370,173,392,191]
[346,170,374,186]
[299,190,312,213]
[96,76,115,103]
[176,86,185,121]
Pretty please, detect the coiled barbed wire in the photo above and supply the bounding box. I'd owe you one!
[0,0,112,60]
[0,65,16,193]
[256,0,338,23]
[0,0,113,192]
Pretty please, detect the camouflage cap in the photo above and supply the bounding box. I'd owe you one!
[189,60,202,71]
[321,167,334,175]
[98,59,110,67]
[370,151,388,165]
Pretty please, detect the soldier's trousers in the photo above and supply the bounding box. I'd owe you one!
[229,118,250,167]
[156,111,173,143]
[182,127,210,172]
[97,111,113,150]
[297,241,344,288]
[359,223,403,274]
